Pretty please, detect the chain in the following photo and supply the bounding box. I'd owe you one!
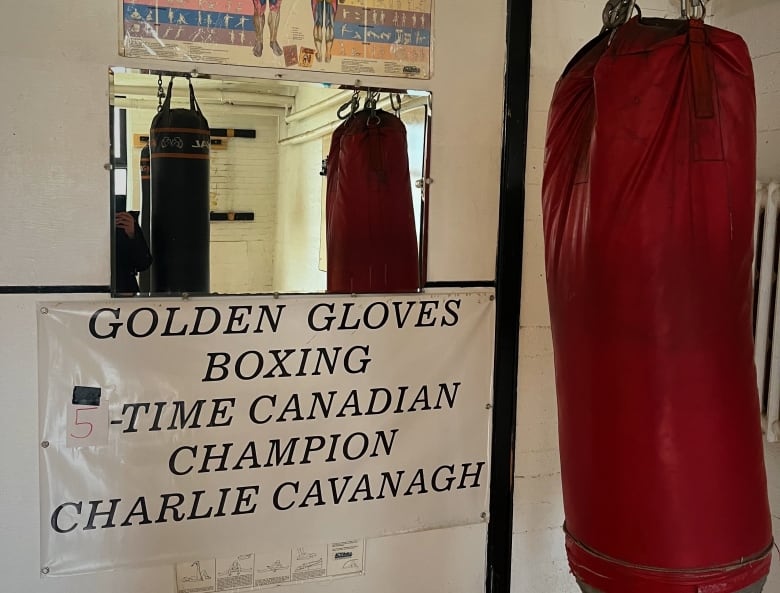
[157,74,165,112]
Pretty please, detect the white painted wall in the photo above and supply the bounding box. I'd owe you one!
[0,1,506,592]
[712,0,780,182]
[273,85,333,292]
[513,0,585,568]
[274,136,328,292]
[208,113,280,294]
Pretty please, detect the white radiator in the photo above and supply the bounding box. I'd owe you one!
[753,180,780,442]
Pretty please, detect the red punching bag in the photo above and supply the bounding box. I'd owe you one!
[543,16,773,593]
[326,104,419,293]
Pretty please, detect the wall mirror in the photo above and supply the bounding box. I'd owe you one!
[109,67,431,297]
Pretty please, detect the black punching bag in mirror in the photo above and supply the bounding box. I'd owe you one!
[150,77,210,294]
[138,142,151,293]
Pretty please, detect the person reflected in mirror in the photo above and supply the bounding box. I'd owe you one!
[252,0,284,58]
[115,211,152,294]
[312,0,337,62]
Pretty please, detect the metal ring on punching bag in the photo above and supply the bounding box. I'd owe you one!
[149,77,211,294]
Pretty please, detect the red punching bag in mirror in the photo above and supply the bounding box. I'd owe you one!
[542,17,773,593]
[326,106,419,293]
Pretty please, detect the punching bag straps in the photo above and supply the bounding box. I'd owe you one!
[688,19,715,119]
[688,18,722,162]
[157,76,205,115]
[161,78,175,115]
[188,79,204,115]
[366,100,386,183]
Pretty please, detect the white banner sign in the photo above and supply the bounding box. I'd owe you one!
[38,291,494,575]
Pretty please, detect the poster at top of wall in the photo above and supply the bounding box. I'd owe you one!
[120,0,433,79]
[38,291,493,575]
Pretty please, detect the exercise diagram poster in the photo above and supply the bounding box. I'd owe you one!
[38,291,493,575]
[121,0,433,79]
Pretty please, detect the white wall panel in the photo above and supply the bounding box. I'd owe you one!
[0,58,110,285]
[274,140,327,292]
[423,3,506,283]
[714,0,780,181]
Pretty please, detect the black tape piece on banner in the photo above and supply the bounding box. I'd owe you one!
[72,386,101,406]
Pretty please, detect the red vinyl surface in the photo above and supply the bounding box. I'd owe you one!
[326,109,419,293]
[542,17,773,592]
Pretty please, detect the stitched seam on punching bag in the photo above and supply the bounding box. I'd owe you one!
[688,21,724,163]
[566,526,774,576]
[689,20,715,119]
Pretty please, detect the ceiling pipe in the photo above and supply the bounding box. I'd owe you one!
[110,85,296,108]
[284,91,353,124]
[111,96,285,118]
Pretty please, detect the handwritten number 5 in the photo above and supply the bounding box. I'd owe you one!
[70,406,97,439]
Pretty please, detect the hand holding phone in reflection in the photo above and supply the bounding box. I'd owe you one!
[115,212,136,239]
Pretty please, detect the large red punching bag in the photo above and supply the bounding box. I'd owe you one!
[542,16,773,593]
[326,104,419,293]
[150,78,210,294]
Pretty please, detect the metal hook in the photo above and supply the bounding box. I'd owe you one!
[336,102,352,120]
[364,90,381,127]
[364,89,379,111]
[390,93,402,117]
[681,0,706,20]
[351,89,361,115]
[601,0,640,32]
[336,89,361,120]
